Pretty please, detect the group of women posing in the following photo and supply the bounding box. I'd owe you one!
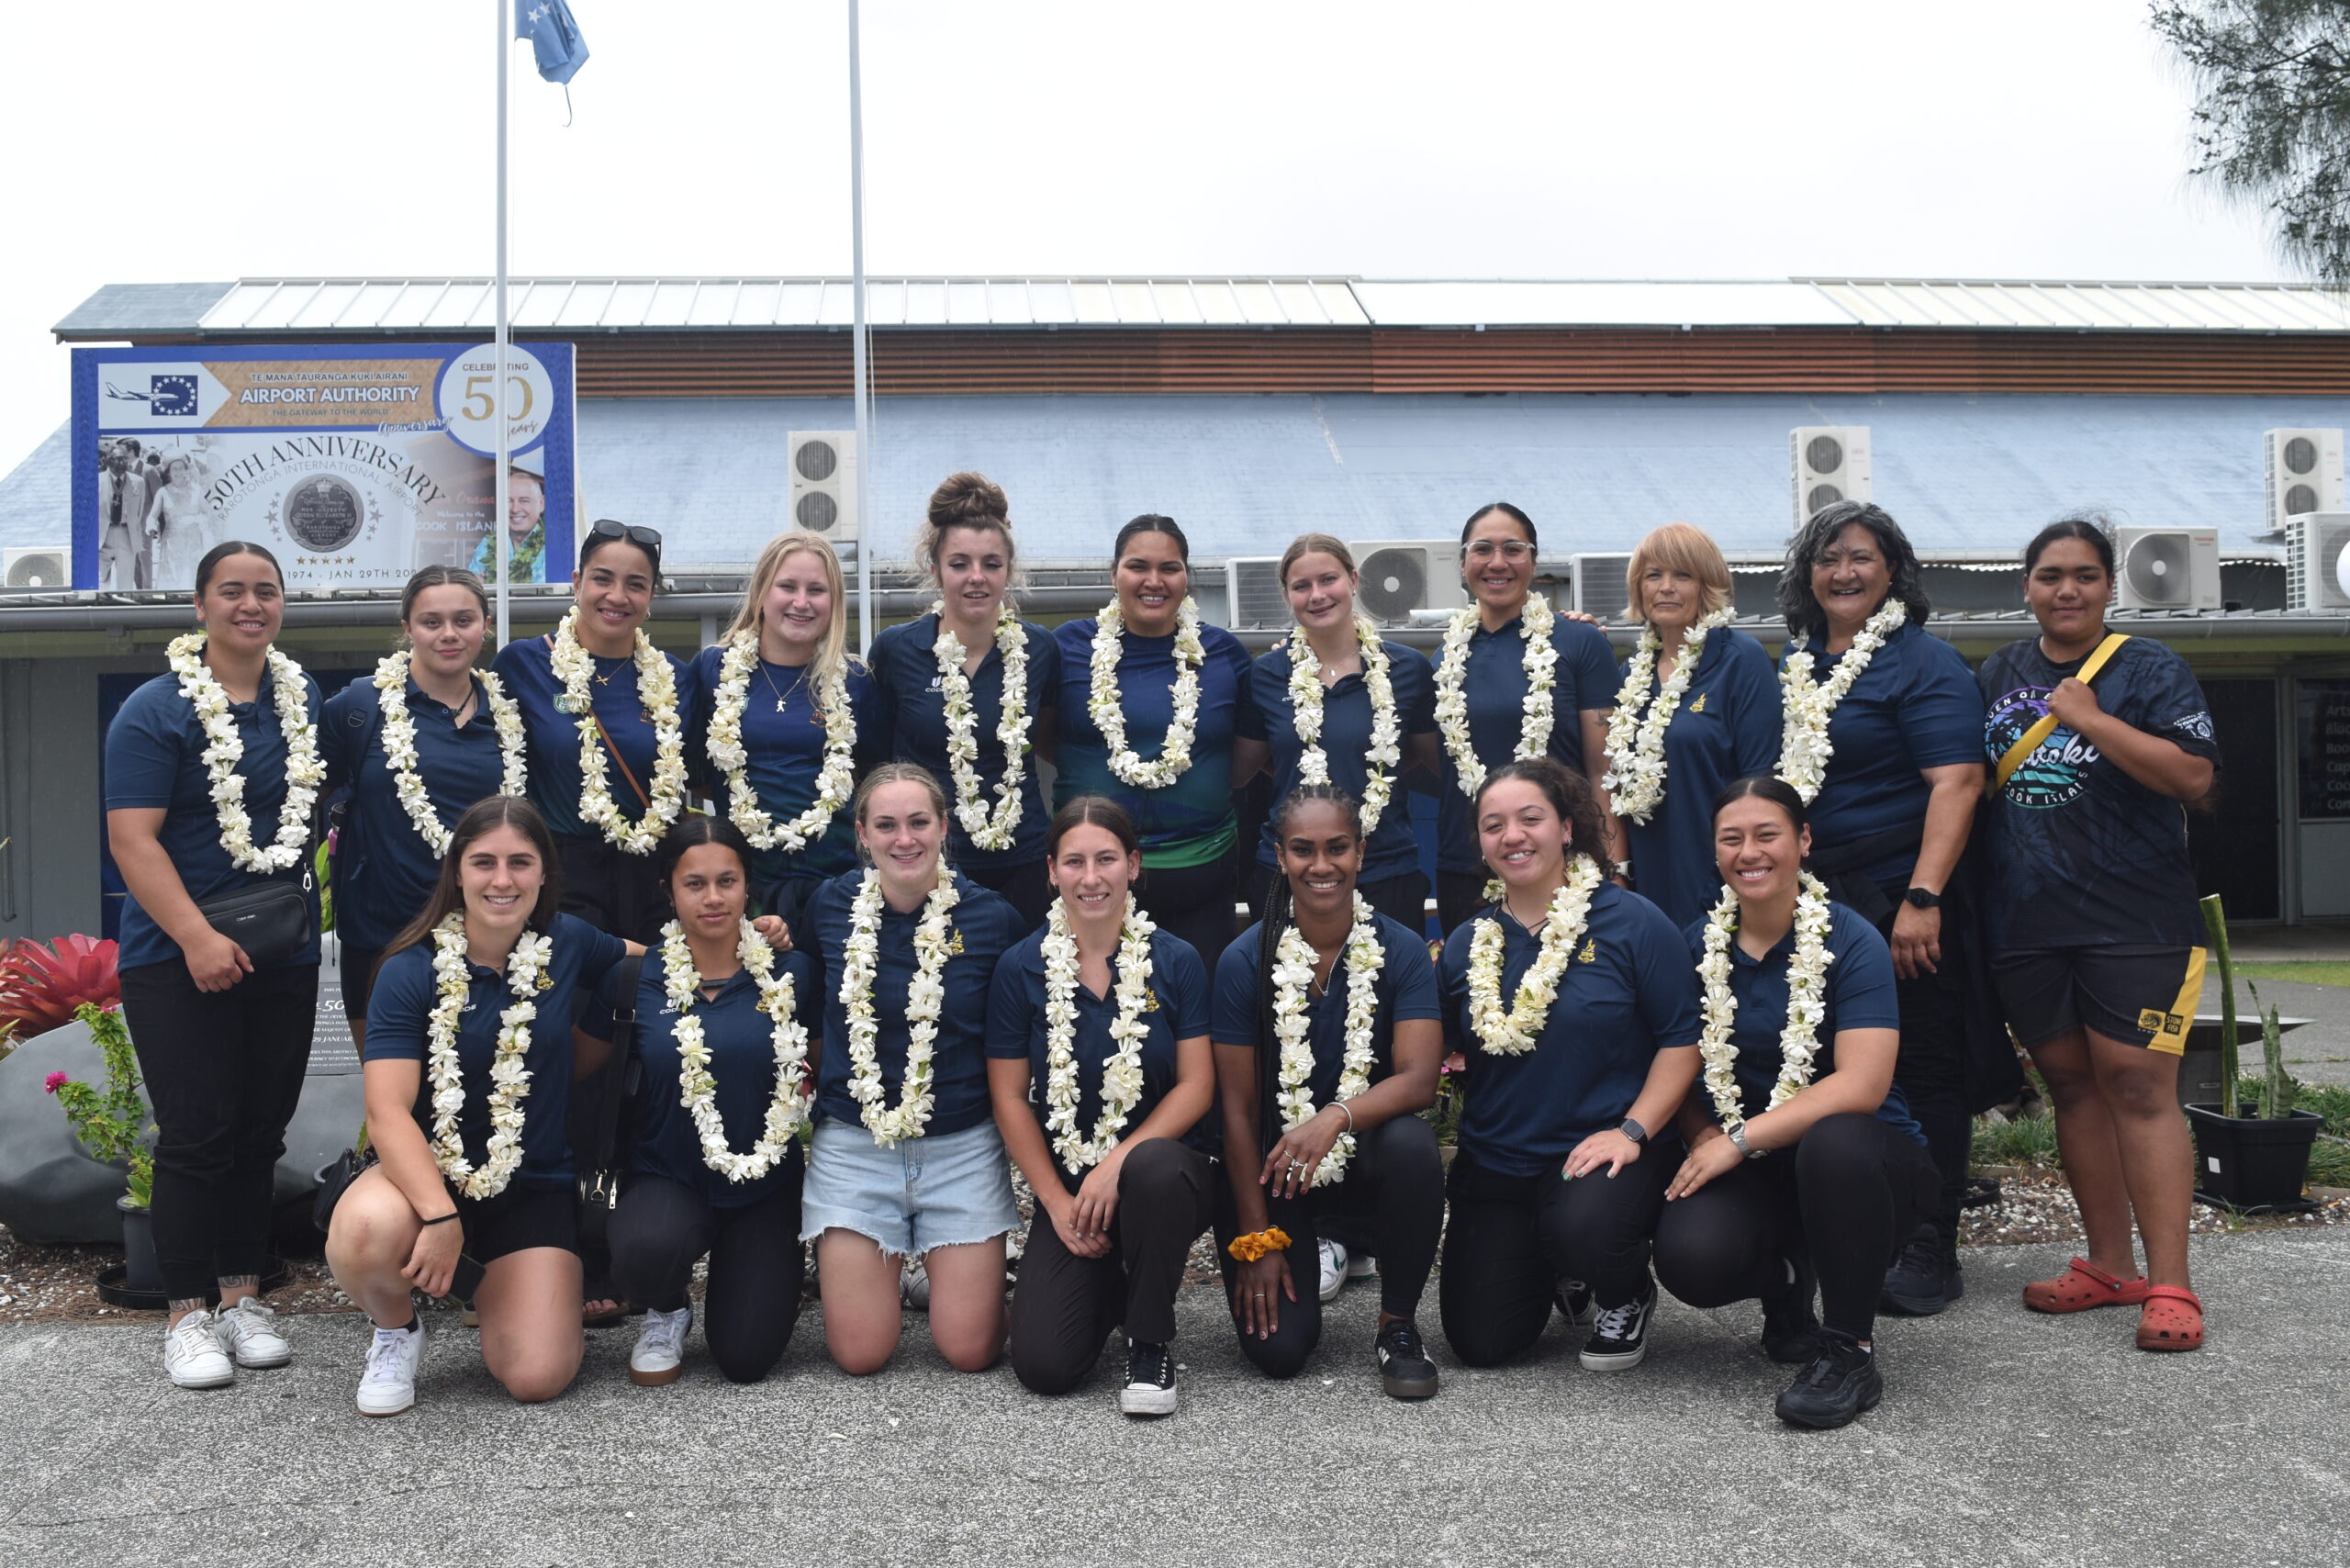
[102,475,2219,1434]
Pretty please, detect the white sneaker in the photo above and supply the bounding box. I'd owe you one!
[901,1259,932,1311]
[163,1311,234,1390]
[1346,1250,1378,1282]
[1317,1238,1348,1304]
[356,1318,428,1417]
[215,1295,293,1369]
[629,1305,692,1386]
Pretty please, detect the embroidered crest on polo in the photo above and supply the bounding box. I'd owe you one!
[425,914,554,1199]
[1434,594,1558,797]
[933,601,1031,852]
[1271,891,1384,1185]
[705,630,856,852]
[1602,604,1738,824]
[1465,857,1605,1055]
[1696,871,1836,1135]
[548,608,687,855]
[166,632,327,875]
[838,868,962,1146]
[1776,599,1906,804]
[373,652,527,857]
[1038,896,1158,1173]
[1287,617,1403,833]
[1089,597,1205,790]
[659,918,810,1182]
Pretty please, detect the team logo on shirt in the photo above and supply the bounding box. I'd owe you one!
[1689,693,1707,713]
[1985,686,2099,809]
[1576,940,1597,963]
[1143,987,1160,1012]
[946,928,965,956]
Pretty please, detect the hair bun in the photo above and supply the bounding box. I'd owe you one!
[927,471,1008,529]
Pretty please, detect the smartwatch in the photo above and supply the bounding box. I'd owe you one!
[1618,1116,1648,1146]
[1902,887,1942,910]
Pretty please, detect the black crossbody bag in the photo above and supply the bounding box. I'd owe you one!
[576,953,647,1250]
[197,867,316,969]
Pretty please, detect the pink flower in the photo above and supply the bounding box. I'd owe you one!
[44,1071,68,1094]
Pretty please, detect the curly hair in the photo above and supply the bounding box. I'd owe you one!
[1776,500,1931,644]
[1472,758,1611,874]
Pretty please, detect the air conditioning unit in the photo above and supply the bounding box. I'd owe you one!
[1570,553,1636,622]
[2265,429,2344,533]
[1791,426,1872,527]
[2287,513,2350,611]
[786,431,858,548]
[1348,540,1468,627]
[2114,526,2221,612]
[1224,556,1291,633]
[2,545,70,590]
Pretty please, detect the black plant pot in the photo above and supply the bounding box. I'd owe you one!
[2184,1103,2323,1213]
[117,1196,162,1295]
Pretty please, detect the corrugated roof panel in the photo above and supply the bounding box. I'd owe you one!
[244,283,318,331]
[686,281,739,327]
[1192,280,1245,325]
[197,282,274,331]
[340,281,407,329]
[988,279,1032,324]
[946,281,990,324]
[554,281,614,328]
[644,279,699,325]
[1151,281,1205,325]
[1108,281,1155,322]
[1070,282,1119,324]
[1356,279,1849,327]
[729,281,777,326]
[604,281,657,326]
[418,280,482,329]
[895,281,938,326]
[772,280,823,325]
[1027,280,1078,324]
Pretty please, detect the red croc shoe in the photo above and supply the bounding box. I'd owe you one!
[2023,1257,2151,1314]
[2136,1285,2205,1351]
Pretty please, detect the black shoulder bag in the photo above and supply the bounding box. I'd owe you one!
[576,953,647,1250]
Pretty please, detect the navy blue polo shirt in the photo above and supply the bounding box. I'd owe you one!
[582,945,820,1207]
[1239,639,1438,884]
[321,673,512,954]
[364,913,630,1188]
[867,614,1061,871]
[1619,629,1785,933]
[685,647,891,889]
[1052,616,1256,867]
[1680,901,1922,1144]
[800,870,1023,1139]
[104,660,324,973]
[986,924,1213,1187]
[1784,619,1982,884]
[1436,611,1622,874]
[1438,881,1700,1177]
[1211,911,1442,1114]
[490,634,695,842]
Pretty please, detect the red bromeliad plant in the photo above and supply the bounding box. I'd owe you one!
[0,935,122,1039]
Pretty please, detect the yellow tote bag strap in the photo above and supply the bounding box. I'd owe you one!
[1994,633,2131,792]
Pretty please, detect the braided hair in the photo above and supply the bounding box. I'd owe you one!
[1247,782,1363,1161]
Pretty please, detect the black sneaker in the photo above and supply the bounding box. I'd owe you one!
[1579,1279,1655,1372]
[1760,1254,1824,1365]
[1880,1230,1964,1317]
[1555,1278,1596,1331]
[1774,1332,1884,1429]
[1119,1338,1178,1417]
[1375,1318,1440,1400]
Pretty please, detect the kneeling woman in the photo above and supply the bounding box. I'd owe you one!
[800,763,1026,1374]
[1212,784,1446,1398]
[1652,777,1935,1430]
[988,797,1215,1415]
[1438,759,1700,1372]
[587,816,818,1387]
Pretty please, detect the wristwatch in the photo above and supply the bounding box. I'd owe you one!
[1611,860,1634,882]
[1727,1124,1766,1159]
[1618,1116,1648,1145]
[1902,887,1942,910]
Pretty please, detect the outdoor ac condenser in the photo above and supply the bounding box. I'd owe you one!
[1348,541,1468,627]
[2113,526,2221,612]
[1570,553,1636,622]
[1791,426,1871,527]
[1223,557,1291,633]
[1,545,69,590]
[2265,429,2344,534]
[2286,513,2350,611]
[786,431,858,551]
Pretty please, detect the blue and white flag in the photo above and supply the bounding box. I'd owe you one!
[515,1,589,84]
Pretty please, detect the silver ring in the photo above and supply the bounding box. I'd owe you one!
[1253,1292,1268,1297]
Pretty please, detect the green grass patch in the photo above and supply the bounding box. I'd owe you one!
[2232,960,2350,989]
[1967,1074,2350,1184]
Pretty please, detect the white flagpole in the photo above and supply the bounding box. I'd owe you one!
[494,0,513,648]
[848,0,873,655]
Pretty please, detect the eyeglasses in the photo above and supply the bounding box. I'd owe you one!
[1462,540,1535,563]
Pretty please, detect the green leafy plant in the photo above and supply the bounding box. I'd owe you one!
[2245,980,2294,1119]
[42,1002,153,1207]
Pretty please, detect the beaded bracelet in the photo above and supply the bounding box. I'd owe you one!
[1225,1226,1292,1263]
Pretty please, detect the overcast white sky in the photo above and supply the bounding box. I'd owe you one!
[0,0,2293,476]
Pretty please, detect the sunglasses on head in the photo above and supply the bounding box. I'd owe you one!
[581,519,664,569]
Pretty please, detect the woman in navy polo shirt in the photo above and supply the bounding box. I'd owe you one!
[1600,522,1783,932]
[323,566,524,1044]
[1652,776,1935,1430]
[1054,515,1256,968]
[491,521,690,946]
[868,474,1059,932]
[688,530,890,928]
[1437,758,1701,1373]
[106,540,323,1391]
[1235,533,1438,930]
[1431,502,1628,935]
[1774,500,1985,1316]
[1213,785,1446,1398]
[588,815,819,1388]
[798,763,1024,1376]
[988,797,1214,1416]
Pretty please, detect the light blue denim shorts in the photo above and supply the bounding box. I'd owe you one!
[800,1116,1019,1258]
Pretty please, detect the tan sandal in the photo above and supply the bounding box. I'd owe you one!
[2135,1284,2204,1351]
[2023,1257,2151,1314]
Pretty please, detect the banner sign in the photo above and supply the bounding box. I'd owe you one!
[72,341,576,593]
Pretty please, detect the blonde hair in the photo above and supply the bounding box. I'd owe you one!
[1626,522,1734,622]
[1278,532,1357,582]
[726,531,856,691]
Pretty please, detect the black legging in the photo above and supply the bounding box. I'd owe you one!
[607,1169,805,1383]
[1211,1114,1446,1379]
[1010,1137,1214,1394]
[1873,881,1972,1245]
[119,959,318,1303]
[966,856,1051,935]
[1653,1113,1939,1340]
[1438,1142,1672,1368]
[1246,868,1428,935]
[1134,842,1241,972]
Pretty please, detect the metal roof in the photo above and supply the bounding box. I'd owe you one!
[1805,278,2350,333]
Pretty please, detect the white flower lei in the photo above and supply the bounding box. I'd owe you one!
[1270,891,1384,1186]
[1088,597,1205,790]
[1038,894,1158,1173]
[658,918,811,1182]
[1601,605,1738,824]
[704,629,857,852]
[1695,872,1837,1135]
[166,632,327,875]
[1465,857,1606,1056]
[424,914,554,1199]
[1775,599,1906,804]
[1434,595,1558,798]
[1286,618,1402,834]
[933,603,1032,852]
[372,652,528,857]
[837,868,962,1146]
[548,609,687,855]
